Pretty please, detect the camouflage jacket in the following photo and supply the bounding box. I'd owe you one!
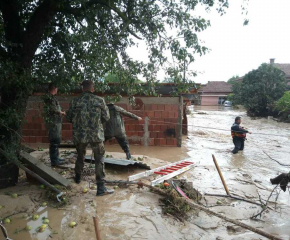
[105,104,139,137]
[66,92,110,143]
[43,94,62,126]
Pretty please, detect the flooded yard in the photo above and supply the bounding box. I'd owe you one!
[1,106,290,240]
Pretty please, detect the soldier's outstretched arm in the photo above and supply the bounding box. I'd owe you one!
[101,99,110,122]
[66,100,74,123]
[115,106,140,120]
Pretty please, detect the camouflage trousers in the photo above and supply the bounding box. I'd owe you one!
[47,123,62,164]
[75,142,105,183]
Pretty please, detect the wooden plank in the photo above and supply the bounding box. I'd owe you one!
[20,151,71,187]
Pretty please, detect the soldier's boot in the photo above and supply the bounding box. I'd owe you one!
[75,174,81,184]
[126,151,132,160]
[55,145,65,162]
[96,182,114,196]
[50,144,66,167]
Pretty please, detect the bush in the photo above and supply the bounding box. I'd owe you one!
[275,92,290,121]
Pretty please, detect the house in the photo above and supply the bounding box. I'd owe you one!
[198,81,232,106]
[270,58,290,85]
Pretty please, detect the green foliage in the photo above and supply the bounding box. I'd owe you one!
[231,64,287,116]
[104,74,120,83]
[0,0,235,97]
[227,75,240,84]
[274,92,290,121]
[227,80,242,106]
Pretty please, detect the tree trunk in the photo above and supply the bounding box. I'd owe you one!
[0,86,30,189]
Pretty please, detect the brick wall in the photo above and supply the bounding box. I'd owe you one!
[22,95,182,147]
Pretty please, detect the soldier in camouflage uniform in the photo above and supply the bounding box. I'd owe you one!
[66,80,114,196]
[105,103,142,160]
[43,83,66,167]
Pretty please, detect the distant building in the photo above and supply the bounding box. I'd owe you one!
[270,58,290,85]
[198,81,232,106]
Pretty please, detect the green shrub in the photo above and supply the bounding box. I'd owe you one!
[275,92,290,115]
[230,64,286,116]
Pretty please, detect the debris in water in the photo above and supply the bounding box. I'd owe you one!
[83,188,88,193]
[25,226,32,231]
[159,180,202,221]
[11,193,18,198]
[43,218,49,224]
[69,222,77,228]
[3,218,11,224]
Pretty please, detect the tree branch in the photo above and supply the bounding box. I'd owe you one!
[21,0,57,67]
[61,0,142,39]
[0,0,22,48]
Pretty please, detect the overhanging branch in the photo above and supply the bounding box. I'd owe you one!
[61,0,142,40]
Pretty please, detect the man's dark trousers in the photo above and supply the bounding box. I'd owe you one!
[48,123,62,165]
[105,135,130,154]
[232,137,245,154]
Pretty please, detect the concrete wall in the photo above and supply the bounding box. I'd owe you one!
[22,95,181,147]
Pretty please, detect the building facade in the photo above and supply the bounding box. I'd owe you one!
[199,81,232,106]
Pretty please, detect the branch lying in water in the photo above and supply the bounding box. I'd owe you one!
[138,182,283,240]
[204,193,263,207]
[262,150,290,167]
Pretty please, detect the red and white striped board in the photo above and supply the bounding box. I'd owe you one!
[128,159,194,186]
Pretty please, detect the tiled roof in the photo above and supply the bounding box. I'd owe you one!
[273,63,290,76]
[200,81,232,93]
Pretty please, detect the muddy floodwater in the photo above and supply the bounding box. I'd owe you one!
[1,106,290,240]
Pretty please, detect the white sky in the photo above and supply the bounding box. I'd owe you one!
[127,0,290,84]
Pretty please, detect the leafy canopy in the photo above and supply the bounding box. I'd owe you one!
[0,0,235,96]
[227,75,240,84]
[230,63,287,116]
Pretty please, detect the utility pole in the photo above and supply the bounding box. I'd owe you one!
[183,58,186,82]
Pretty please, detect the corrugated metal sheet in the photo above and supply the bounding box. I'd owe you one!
[85,156,150,169]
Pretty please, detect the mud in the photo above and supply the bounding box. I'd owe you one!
[1,106,290,239]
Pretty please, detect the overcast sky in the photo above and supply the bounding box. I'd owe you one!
[127,0,290,84]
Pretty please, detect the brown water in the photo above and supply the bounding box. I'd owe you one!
[2,106,290,240]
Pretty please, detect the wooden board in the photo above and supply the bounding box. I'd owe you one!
[20,151,71,187]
